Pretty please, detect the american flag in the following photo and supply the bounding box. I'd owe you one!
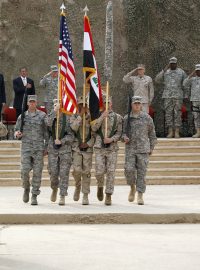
[59,12,77,114]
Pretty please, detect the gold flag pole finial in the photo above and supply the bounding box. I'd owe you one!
[83,5,89,16]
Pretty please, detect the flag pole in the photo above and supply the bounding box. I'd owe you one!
[56,4,64,139]
[82,6,89,143]
[56,2,67,140]
[82,79,86,143]
[104,1,113,139]
[105,81,109,138]
[56,69,61,140]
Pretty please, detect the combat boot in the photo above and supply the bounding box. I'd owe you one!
[192,128,200,138]
[128,185,136,202]
[105,194,112,206]
[59,195,65,206]
[166,128,173,138]
[174,128,180,138]
[97,187,104,201]
[31,194,38,205]
[82,194,89,205]
[137,192,144,205]
[73,187,81,201]
[50,188,58,202]
[23,188,30,203]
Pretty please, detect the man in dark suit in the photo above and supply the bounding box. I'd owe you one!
[0,73,6,121]
[13,67,35,118]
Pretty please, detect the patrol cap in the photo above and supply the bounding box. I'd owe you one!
[50,65,58,72]
[169,57,177,64]
[137,64,145,69]
[195,64,200,71]
[28,95,37,102]
[77,96,83,104]
[132,96,142,104]
[102,94,112,103]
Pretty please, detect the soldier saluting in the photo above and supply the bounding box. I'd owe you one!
[183,64,200,138]
[40,65,58,114]
[123,64,154,113]
[155,57,187,138]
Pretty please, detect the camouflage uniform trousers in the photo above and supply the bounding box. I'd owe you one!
[72,151,93,194]
[21,150,44,195]
[48,150,72,196]
[95,148,118,195]
[192,101,200,128]
[124,153,149,193]
[164,98,182,128]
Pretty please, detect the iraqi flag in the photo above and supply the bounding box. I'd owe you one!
[83,15,103,121]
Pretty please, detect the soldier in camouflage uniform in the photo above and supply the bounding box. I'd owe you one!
[47,100,74,206]
[123,64,154,113]
[15,95,49,205]
[122,96,157,205]
[155,57,187,138]
[70,96,94,205]
[183,64,200,138]
[91,95,123,205]
[40,65,58,114]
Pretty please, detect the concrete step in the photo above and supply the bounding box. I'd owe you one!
[0,176,200,186]
[0,155,21,162]
[1,166,200,178]
[1,138,200,148]
[147,168,200,176]
[0,140,21,148]
[150,153,200,161]
[153,146,200,153]
[0,151,200,163]
[153,138,200,147]
[148,160,200,168]
[0,149,20,155]
[1,160,200,170]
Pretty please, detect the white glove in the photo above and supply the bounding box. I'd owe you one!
[54,103,60,112]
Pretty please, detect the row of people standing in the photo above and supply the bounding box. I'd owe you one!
[123,57,200,138]
[12,65,58,118]
[0,65,57,120]
[14,93,157,207]
[1,58,200,139]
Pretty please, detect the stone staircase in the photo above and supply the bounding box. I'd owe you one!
[0,138,200,186]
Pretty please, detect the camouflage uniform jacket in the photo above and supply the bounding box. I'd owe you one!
[47,111,74,154]
[155,68,187,99]
[122,112,157,154]
[123,74,154,104]
[183,76,200,101]
[91,110,123,151]
[70,113,95,153]
[40,75,58,104]
[15,110,49,152]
